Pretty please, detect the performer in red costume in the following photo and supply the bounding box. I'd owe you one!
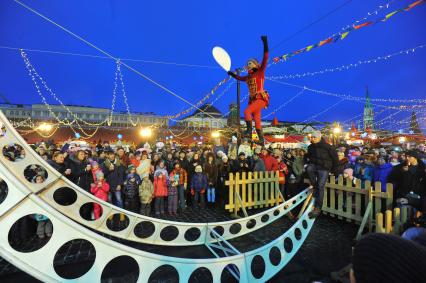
[228,35,269,144]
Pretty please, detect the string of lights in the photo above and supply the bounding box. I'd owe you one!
[300,99,346,123]
[267,79,426,104]
[21,50,111,127]
[268,44,426,80]
[263,88,306,118]
[116,60,137,126]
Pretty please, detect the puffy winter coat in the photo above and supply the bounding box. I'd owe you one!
[260,154,278,172]
[67,155,94,192]
[123,173,141,198]
[153,170,169,197]
[91,181,110,201]
[102,158,126,192]
[373,163,393,192]
[305,138,338,172]
[191,173,208,192]
[139,178,154,204]
[204,161,218,186]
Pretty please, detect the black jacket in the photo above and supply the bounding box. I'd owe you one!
[388,162,426,199]
[47,159,66,175]
[102,158,126,192]
[305,138,338,172]
[67,155,94,192]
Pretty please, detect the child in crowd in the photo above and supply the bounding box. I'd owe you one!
[153,161,169,216]
[139,176,154,216]
[168,170,179,215]
[90,171,110,219]
[343,168,358,187]
[123,165,141,213]
[191,165,208,209]
[90,160,103,182]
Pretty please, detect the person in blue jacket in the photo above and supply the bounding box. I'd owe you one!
[373,156,393,192]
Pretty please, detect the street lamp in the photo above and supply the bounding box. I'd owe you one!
[211,131,221,138]
[399,136,406,144]
[333,126,341,134]
[37,122,53,132]
[139,128,152,139]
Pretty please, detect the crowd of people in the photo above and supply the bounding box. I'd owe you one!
[2,131,425,222]
[19,133,426,219]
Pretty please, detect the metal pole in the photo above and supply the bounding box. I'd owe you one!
[236,68,241,142]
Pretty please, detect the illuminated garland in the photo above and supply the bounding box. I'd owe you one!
[268,79,426,104]
[263,88,305,118]
[268,44,426,79]
[167,76,230,119]
[271,0,425,64]
[21,50,111,127]
[300,99,346,123]
[115,60,137,126]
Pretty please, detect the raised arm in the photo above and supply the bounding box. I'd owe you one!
[259,35,269,71]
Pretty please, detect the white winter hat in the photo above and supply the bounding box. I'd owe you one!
[195,165,202,173]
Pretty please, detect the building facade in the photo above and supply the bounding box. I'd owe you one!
[0,103,168,128]
[177,104,227,129]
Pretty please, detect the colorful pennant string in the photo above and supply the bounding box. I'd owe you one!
[272,0,425,64]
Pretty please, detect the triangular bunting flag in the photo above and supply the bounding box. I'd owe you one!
[405,0,425,11]
[341,32,349,40]
[353,21,373,29]
[383,11,398,21]
[306,45,314,51]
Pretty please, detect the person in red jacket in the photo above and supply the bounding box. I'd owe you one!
[228,35,269,144]
[90,172,110,219]
[260,147,278,172]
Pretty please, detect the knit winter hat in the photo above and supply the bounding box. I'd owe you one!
[352,233,426,283]
[343,168,353,178]
[95,171,104,180]
[195,165,202,173]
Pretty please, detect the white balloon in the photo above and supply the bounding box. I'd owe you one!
[212,46,231,71]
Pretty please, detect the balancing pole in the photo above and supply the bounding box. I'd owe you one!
[236,68,242,143]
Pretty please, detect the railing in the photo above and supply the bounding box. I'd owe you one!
[225,171,282,217]
[322,176,393,224]
[225,172,396,239]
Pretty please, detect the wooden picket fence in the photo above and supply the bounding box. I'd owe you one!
[375,207,409,234]
[322,175,394,225]
[225,171,282,217]
[374,206,424,235]
[225,172,395,232]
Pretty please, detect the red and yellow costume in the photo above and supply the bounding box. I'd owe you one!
[228,36,269,143]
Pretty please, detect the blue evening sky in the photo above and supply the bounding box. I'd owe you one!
[0,0,425,130]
